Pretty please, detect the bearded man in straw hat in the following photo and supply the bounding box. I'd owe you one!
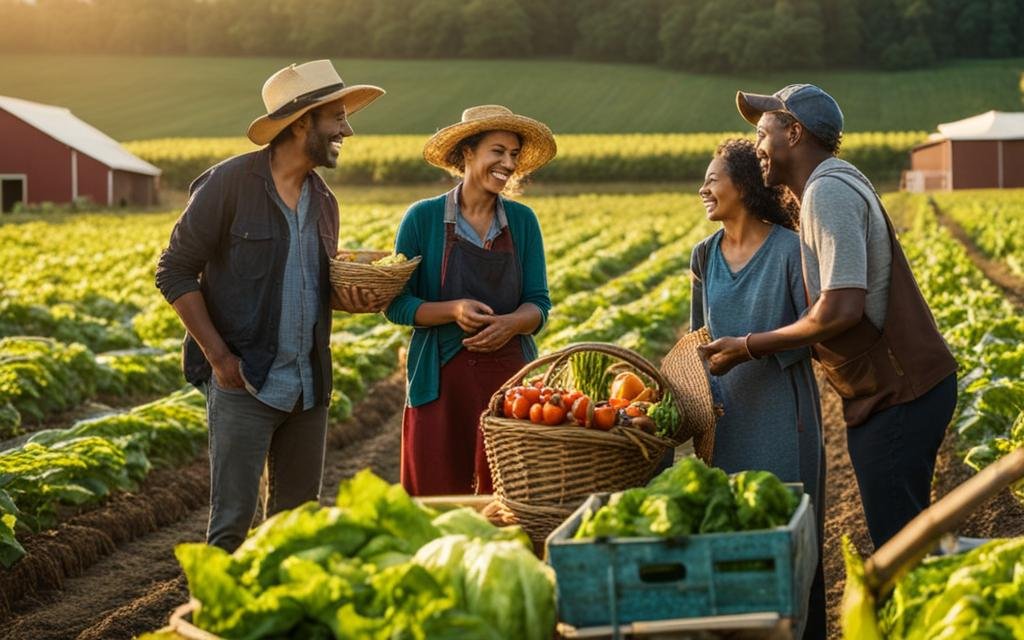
[156,60,384,551]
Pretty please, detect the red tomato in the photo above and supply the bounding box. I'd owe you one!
[571,396,591,425]
[542,402,567,426]
[592,406,617,431]
[521,387,542,404]
[512,395,532,420]
[608,397,630,410]
[529,402,545,424]
[503,397,514,417]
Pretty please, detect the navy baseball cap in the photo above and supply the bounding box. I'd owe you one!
[736,84,844,142]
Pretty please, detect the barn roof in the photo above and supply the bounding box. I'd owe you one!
[929,110,1024,141]
[0,95,160,176]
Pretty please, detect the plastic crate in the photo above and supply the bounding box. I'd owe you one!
[545,486,817,631]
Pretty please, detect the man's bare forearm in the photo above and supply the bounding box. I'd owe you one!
[748,288,866,357]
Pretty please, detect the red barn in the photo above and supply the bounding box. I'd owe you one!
[0,95,160,212]
[903,110,1024,192]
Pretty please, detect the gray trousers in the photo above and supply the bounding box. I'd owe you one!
[204,381,328,552]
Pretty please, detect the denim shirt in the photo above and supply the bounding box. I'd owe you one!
[255,177,319,411]
[447,183,508,248]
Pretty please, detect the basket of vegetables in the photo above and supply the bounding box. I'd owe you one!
[328,249,421,314]
[480,342,687,543]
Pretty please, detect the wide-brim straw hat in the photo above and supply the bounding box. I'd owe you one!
[247,59,385,145]
[659,326,724,464]
[423,105,557,176]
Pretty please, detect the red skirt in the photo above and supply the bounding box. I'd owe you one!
[401,339,525,496]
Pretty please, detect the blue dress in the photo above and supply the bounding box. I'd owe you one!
[690,225,824,519]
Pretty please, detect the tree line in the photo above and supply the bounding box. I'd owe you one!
[2,0,1022,71]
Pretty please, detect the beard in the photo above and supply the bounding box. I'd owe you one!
[305,125,339,169]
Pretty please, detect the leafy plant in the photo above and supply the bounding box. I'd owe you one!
[174,470,554,639]
[575,457,797,539]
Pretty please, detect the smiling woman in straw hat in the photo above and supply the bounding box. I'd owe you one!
[384,105,557,496]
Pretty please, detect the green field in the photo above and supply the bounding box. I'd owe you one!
[2,54,1022,139]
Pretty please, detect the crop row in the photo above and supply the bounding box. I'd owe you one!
[932,190,1024,278]
[0,337,182,439]
[124,131,926,190]
[886,193,1024,501]
[0,389,207,566]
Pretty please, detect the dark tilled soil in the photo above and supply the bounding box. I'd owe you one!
[0,374,406,640]
[819,377,871,640]
[931,427,1024,538]
[0,458,209,622]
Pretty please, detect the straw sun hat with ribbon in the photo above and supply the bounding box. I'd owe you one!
[423,105,557,176]
[247,59,385,146]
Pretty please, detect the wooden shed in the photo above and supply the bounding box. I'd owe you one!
[0,95,160,212]
[903,111,1024,192]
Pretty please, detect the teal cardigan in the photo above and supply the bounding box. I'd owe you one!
[385,193,552,407]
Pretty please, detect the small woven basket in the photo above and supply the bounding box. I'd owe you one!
[328,250,421,314]
[480,342,684,545]
[659,326,721,463]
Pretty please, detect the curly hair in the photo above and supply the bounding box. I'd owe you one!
[715,138,800,231]
[769,111,842,156]
[443,130,525,194]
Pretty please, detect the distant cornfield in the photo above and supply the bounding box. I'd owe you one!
[125,131,927,189]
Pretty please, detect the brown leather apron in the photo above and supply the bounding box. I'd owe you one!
[803,169,957,427]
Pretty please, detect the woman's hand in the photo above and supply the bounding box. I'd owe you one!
[462,313,520,352]
[451,299,494,334]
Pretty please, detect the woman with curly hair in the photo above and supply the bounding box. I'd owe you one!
[691,138,825,638]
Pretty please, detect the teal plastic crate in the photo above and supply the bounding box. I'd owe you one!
[545,486,817,631]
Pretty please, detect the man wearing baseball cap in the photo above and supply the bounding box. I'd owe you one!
[702,85,958,552]
[156,60,384,551]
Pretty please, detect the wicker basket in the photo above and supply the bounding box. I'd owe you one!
[328,250,421,314]
[659,326,722,463]
[480,342,684,544]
